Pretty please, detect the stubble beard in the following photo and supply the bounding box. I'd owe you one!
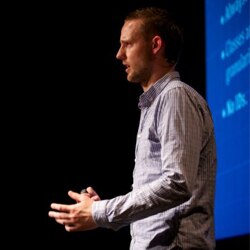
[127,65,149,84]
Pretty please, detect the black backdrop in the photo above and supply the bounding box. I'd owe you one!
[41,0,249,249]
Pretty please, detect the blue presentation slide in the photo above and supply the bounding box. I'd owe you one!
[205,0,249,239]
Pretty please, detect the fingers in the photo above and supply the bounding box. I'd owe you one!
[86,186,96,195]
[50,203,72,213]
[65,224,78,232]
[68,190,91,203]
[67,190,84,202]
[48,210,78,230]
[67,187,101,202]
[86,186,101,201]
[48,210,70,220]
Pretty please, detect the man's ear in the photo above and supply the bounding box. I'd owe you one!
[152,35,163,53]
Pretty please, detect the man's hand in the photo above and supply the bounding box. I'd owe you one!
[48,187,101,232]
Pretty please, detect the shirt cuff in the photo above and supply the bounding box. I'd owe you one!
[92,200,110,228]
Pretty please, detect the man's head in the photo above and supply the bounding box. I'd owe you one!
[125,7,183,66]
[116,7,183,89]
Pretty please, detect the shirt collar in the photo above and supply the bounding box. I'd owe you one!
[138,71,180,109]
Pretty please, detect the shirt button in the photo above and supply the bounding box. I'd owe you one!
[137,134,141,138]
[134,158,137,162]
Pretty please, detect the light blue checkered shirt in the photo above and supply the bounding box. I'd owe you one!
[92,71,217,249]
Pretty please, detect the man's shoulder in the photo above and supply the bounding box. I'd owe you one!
[164,80,205,101]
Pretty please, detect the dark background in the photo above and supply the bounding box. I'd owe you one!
[41,1,249,249]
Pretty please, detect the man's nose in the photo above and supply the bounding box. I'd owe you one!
[116,47,124,60]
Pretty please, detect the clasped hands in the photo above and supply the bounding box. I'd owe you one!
[48,187,100,232]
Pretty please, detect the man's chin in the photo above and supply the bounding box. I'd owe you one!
[127,75,139,84]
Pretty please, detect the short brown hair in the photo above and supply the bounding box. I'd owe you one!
[125,7,183,65]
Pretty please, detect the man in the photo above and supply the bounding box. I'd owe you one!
[49,7,217,249]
